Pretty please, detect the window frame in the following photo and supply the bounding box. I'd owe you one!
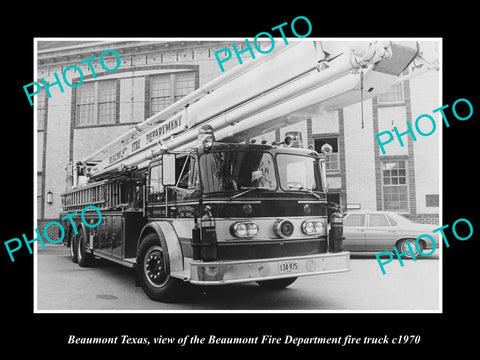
[381,159,409,213]
[199,151,279,194]
[149,71,195,117]
[377,81,405,105]
[97,80,117,125]
[75,79,118,127]
[148,162,165,204]
[426,194,439,207]
[313,136,340,173]
[276,153,318,192]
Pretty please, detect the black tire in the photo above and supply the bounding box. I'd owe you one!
[76,228,93,267]
[396,238,422,259]
[69,230,78,263]
[136,233,182,302]
[257,277,297,289]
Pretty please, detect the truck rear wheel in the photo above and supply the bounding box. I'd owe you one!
[76,228,93,267]
[136,233,182,302]
[69,230,78,263]
[257,277,297,289]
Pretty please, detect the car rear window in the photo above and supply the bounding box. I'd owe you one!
[368,214,390,226]
[344,214,365,226]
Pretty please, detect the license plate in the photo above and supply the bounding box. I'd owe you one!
[279,261,299,273]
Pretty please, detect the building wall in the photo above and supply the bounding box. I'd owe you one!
[409,70,440,215]
[343,100,377,211]
[36,40,440,225]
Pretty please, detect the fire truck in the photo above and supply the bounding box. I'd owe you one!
[59,40,422,302]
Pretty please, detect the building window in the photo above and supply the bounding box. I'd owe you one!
[150,71,195,116]
[426,194,439,207]
[377,82,404,104]
[382,159,408,212]
[174,71,195,102]
[314,137,339,172]
[76,82,95,126]
[37,91,46,131]
[98,81,117,124]
[76,80,117,126]
[151,74,172,115]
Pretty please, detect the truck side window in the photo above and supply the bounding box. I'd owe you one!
[149,164,164,203]
[174,155,199,201]
[176,155,190,189]
[188,156,199,190]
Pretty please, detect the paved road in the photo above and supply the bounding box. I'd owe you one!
[36,243,440,311]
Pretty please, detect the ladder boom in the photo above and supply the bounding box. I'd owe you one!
[82,40,420,179]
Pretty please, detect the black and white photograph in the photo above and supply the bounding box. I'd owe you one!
[3,9,478,356]
[33,38,442,312]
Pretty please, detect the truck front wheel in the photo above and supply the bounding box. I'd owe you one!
[136,233,182,302]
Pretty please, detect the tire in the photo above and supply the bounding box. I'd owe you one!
[136,233,182,302]
[76,228,93,267]
[396,238,422,259]
[257,277,297,289]
[69,230,78,263]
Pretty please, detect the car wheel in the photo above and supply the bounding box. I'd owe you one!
[257,277,297,289]
[136,233,183,302]
[396,238,422,259]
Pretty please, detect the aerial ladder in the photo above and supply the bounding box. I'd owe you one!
[60,40,427,302]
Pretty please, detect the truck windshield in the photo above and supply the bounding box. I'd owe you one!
[200,151,277,193]
[276,154,319,191]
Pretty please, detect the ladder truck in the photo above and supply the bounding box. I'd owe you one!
[59,40,421,302]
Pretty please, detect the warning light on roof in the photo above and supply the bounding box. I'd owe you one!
[198,125,215,150]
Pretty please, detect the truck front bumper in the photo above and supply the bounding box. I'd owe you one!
[188,251,350,285]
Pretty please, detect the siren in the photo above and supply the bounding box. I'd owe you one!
[198,124,215,150]
[284,131,303,148]
[321,143,333,155]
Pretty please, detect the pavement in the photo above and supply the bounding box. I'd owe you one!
[35,243,440,312]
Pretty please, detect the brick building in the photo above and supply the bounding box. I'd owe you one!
[36,39,440,233]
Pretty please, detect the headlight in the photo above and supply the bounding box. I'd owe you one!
[230,222,259,238]
[301,219,326,236]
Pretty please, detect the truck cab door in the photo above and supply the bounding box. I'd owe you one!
[146,160,166,218]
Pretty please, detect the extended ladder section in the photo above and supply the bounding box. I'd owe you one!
[62,175,144,212]
[73,40,420,186]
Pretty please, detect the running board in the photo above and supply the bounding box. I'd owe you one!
[90,250,137,268]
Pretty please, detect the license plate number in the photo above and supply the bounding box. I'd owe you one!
[279,261,299,273]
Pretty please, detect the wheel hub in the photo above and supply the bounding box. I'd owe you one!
[145,250,166,286]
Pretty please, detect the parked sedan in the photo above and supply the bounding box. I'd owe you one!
[342,211,439,258]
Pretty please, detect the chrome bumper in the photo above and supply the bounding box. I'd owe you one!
[188,251,350,285]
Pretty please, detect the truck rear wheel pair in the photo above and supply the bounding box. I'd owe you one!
[69,228,93,267]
